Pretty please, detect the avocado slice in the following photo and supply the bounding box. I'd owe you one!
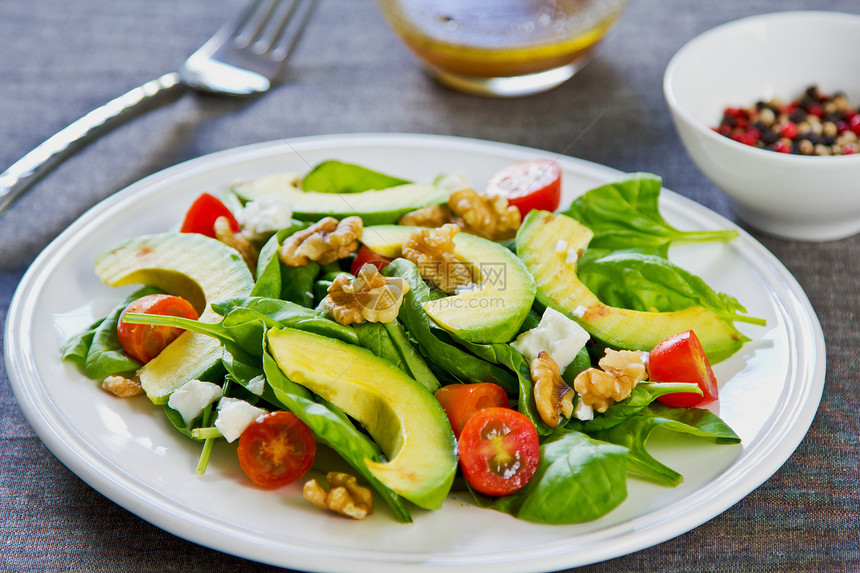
[231,173,450,225]
[516,211,745,363]
[94,232,255,404]
[266,327,457,510]
[361,225,536,343]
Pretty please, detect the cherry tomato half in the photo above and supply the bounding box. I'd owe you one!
[350,245,393,275]
[649,330,719,408]
[117,294,199,364]
[237,411,316,488]
[485,158,562,218]
[457,407,540,497]
[180,193,240,239]
[434,383,510,438]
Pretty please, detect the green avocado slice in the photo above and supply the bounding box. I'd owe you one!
[515,211,746,363]
[231,173,450,225]
[266,327,457,510]
[361,225,536,343]
[94,232,255,403]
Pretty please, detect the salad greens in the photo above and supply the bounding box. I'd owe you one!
[302,160,412,194]
[62,161,755,527]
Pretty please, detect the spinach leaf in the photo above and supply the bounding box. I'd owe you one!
[383,320,440,392]
[302,160,411,194]
[590,404,740,487]
[70,286,162,380]
[384,259,517,391]
[561,173,738,257]
[354,322,410,373]
[577,252,766,326]
[252,224,321,307]
[487,430,628,524]
[261,345,412,523]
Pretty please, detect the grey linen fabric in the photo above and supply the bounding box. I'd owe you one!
[0,0,858,571]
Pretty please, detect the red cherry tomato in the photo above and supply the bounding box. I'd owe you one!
[117,294,199,364]
[237,411,316,488]
[457,407,540,497]
[648,330,719,408]
[180,193,240,239]
[485,159,562,217]
[350,245,393,275]
[434,383,510,438]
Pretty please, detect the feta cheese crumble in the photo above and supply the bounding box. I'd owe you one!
[239,195,294,239]
[246,374,266,396]
[573,395,595,421]
[167,379,223,426]
[511,307,590,371]
[214,397,267,443]
[554,240,568,253]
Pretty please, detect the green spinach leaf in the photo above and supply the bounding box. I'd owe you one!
[302,160,411,194]
[561,173,738,257]
[590,404,741,486]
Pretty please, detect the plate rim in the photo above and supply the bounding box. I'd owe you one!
[5,132,826,571]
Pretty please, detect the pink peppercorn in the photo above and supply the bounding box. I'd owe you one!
[779,122,798,139]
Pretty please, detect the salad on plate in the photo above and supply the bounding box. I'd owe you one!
[60,157,765,525]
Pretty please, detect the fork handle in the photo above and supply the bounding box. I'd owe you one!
[0,72,187,216]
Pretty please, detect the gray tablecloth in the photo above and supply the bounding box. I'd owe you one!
[1,1,858,571]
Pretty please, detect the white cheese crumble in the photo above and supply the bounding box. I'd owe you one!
[239,195,294,239]
[214,397,268,443]
[573,395,594,421]
[565,248,580,265]
[167,379,223,426]
[454,282,480,295]
[554,240,568,253]
[245,374,266,396]
[571,305,587,318]
[511,307,590,371]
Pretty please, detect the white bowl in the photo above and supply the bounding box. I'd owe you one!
[663,11,860,241]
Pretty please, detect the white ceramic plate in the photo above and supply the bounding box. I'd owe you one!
[5,134,825,572]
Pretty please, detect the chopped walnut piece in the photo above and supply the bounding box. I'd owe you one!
[322,263,410,325]
[530,351,574,428]
[573,368,620,413]
[574,348,648,413]
[448,188,521,241]
[278,216,362,267]
[397,204,459,227]
[401,223,473,294]
[214,215,259,275]
[598,349,649,388]
[102,375,143,398]
[303,472,374,520]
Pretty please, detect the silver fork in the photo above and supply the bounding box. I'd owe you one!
[0,0,318,216]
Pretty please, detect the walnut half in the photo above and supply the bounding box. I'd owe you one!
[322,263,410,325]
[279,216,363,267]
[530,351,574,428]
[303,472,373,520]
[573,349,649,412]
[448,188,521,241]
